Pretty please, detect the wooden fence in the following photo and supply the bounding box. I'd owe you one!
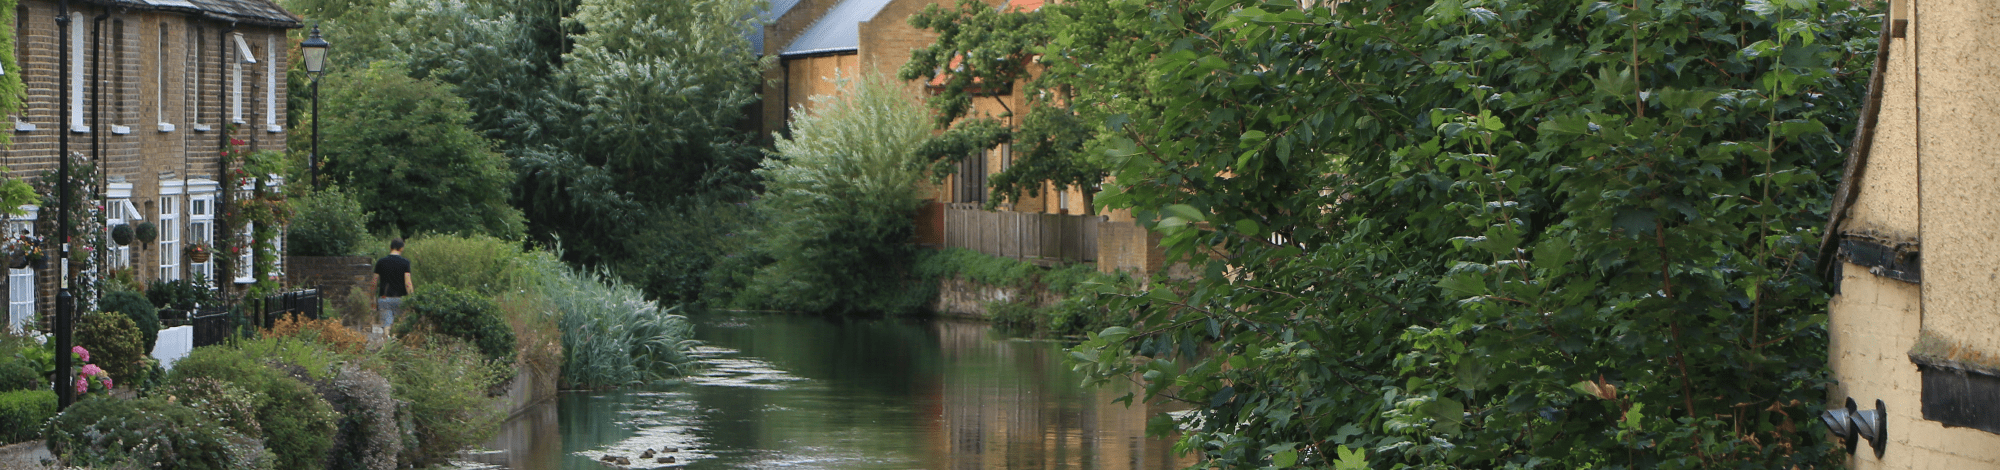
[943,203,1102,263]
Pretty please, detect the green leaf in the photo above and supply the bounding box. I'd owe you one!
[1272,450,1299,468]
[1165,204,1207,223]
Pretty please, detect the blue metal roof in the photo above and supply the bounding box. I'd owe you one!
[781,0,895,57]
[749,0,805,55]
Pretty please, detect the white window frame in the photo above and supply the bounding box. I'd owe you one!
[68,13,87,133]
[8,208,37,333]
[230,33,253,124]
[264,35,279,133]
[104,183,139,270]
[156,23,174,133]
[187,180,217,282]
[158,185,180,281]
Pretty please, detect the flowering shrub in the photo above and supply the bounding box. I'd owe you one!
[75,313,144,386]
[64,346,111,396]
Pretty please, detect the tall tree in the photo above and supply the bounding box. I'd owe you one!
[318,61,524,238]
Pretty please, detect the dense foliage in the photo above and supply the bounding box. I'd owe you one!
[100,288,161,353]
[982,0,1884,467]
[547,268,696,389]
[166,344,341,470]
[396,286,518,366]
[318,61,524,239]
[373,337,509,467]
[0,389,53,443]
[722,74,936,315]
[75,312,144,385]
[283,0,770,302]
[46,396,271,470]
[285,187,373,257]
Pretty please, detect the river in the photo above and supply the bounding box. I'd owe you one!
[468,311,1193,470]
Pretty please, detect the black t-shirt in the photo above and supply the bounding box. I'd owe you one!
[374,254,411,298]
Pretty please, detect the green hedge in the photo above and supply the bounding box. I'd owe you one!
[45,396,270,469]
[0,389,54,443]
[396,286,516,366]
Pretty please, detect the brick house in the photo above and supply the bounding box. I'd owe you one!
[1819,0,2000,466]
[1,0,300,330]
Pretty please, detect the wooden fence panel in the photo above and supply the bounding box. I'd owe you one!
[941,205,1103,263]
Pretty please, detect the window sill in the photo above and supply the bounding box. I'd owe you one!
[192,124,211,132]
[156,123,175,133]
[265,124,282,133]
[69,125,89,134]
[110,125,131,135]
[13,122,34,133]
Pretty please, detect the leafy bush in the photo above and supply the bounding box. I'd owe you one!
[372,337,507,467]
[148,276,219,318]
[323,363,401,470]
[0,358,40,392]
[396,286,516,365]
[156,377,263,439]
[166,345,342,470]
[0,389,54,443]
[287,187,373,257]
[547,268,695,389]
[76,312,144,385]
[730,73,935,315]
[401,235,547,296]
[45,396,272,470]
[100,288,161,353]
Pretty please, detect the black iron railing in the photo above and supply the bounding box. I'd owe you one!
[251,288,323,329]
[190,306,232,348]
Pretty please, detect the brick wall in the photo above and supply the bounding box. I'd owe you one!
[1095,220,1161,275]
[285,255,373,299]
[2,1,295,325]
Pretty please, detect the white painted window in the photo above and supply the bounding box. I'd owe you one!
[234,222,253,284]
[230,33,253,124]
[7,213,35,333]
[104,186,140,270]
[264,35,279,133]
[157,23,173,132]
[188,185,215,282]
[68,13,87,133]
[158,192,179,281]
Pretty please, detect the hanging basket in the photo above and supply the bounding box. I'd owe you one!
[6,254,24,270]
[134,222,158,248]
[188,245,212,263]
[111,224,134,247]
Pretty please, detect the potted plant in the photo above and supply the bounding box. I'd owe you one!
[186,242,212,263]
[134,221,157,248]
[110,224,134,247]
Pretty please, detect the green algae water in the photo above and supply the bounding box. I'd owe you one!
[471,311,1191,470]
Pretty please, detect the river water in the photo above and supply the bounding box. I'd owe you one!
[470,311,1192,470]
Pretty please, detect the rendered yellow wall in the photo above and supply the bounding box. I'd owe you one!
[1912,0,2000,355]
[1827,0,2000,467]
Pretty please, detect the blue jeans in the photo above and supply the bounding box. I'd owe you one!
[377,297,403,329]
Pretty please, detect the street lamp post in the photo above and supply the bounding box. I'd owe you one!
[300,24,328,189]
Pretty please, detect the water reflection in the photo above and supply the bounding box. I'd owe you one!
[475,312,1191,470]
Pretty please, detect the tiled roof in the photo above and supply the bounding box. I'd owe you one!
[750,0,805,55]
[76,0,300,28]
[780,0,894,57]
[184,0,301,28]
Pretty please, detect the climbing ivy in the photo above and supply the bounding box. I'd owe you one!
[1064,0,1877,467]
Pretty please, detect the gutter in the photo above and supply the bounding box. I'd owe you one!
[1816,14,1897,284]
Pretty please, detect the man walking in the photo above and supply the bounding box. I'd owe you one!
[372,238,413,335]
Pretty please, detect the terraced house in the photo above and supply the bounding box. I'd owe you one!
[0,0,300,330]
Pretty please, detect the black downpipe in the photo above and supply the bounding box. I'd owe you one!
[52,0,72,411]
[91,11,105,272]
[214,25,233,295]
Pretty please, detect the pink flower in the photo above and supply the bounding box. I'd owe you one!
[99,376,112,389]
[72,346,89,362]
[80,364,103,377]
[74,377,86,394]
